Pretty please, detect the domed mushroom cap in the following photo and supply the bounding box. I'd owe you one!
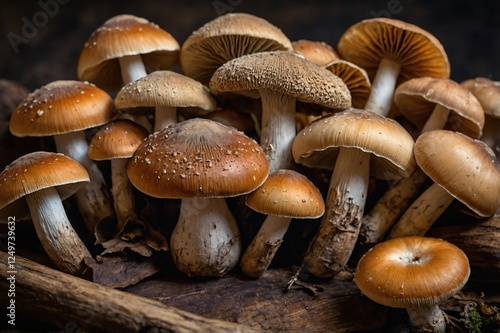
[292,39,340,66]
[415,130,500,217]
[246,169,325,219]
[9,80,116,137]
[0,151,90,220]
[325,59,371,109]
[210,51,351,113]
[181,13,293,86]
[394,77,484,138]
[292,108,416,180]
[127,118,269,198]
[354,236,470,308]
[77,14,180,90]
[337,18,450,86]
[461,77,500,118]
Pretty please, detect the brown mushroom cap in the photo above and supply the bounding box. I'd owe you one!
[337,18,450,86]
[9,80,116,137]
[127,118,269,198]
[292,39,340,66]
[415,130,500,217]
[325,59,371,109]
[461,77,500,118]
[180,13,293,86]
[394,77,484,138]
[354,236,470,308]
[0,151,90,220]
[77,14,180,90]
[292,108,415,180]
[246,169,325,219]
[88,119,149,160]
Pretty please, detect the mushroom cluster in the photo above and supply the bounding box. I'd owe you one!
[2,11,499,332]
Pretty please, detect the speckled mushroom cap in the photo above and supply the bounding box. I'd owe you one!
[415,130,500,217]
[292,39,340,66]
[0,151,89,220]
[114,70,217,116]
[9,80,116,137]
[337,18,450,86]
[325,59,371,109]
[246,169,325,219]
[354,236,470,308]
[88,119,149,160]
[127,118,269,198]
[461,77,500,118]
[292,108,416,180]
[77,14,180,91]
[180,13,293,86]
[209,51,351,113]
[394,77,484,138]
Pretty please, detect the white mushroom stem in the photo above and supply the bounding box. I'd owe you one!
[420,104,451,134]
[26,187,92,275]
[387,183,455,239]
[118,54,148,84]
[240,215,292,278]
[303,147,370,278]
[259,89,297,173]
[169,197,242,277]
[363,58,401,117]
[54,131,114,232]
[406,304,446,333]
[110,158,137,230]
[154,106,177,132]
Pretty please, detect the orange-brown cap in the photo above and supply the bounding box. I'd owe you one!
[9,80,116,137]
[292,39,340,66]
[325,59,371,109]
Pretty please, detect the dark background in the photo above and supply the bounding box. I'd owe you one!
[1,0,499,91]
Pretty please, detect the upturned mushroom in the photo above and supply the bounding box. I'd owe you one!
[355,236,470,332]
[9,80,116,232]
[127,118,269,277]
[0,152,92,275]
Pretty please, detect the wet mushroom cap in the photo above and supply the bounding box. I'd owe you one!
[77,14,180,90]
[325,59,371,109]
[337,18,450,86]
[0,151,90,220]
[246,169,325,219]
[9,80,116,137]
[292,108,416,180]
[181,13,293,86]
[127,118,269,198]
[354,236,470,308]
[414,130,500,217]
[461,77,500,118]
[292,39,340,66]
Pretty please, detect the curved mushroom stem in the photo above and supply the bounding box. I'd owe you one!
[169,197,242,277]
[154,106,177,132]
[420,104,451,134]
[363,58,401,117]
[110,158,138,231]
[406,304,446,333]
[26,187,92,275]
[54,131,115,233]
[387,183,455,239]
[259,89,297,173]
[118,54,148,84]
[302,147,370,278]
[240,215,292,278]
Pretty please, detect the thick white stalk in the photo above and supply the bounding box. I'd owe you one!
[118,54,148,84]
[169,197,241,277]
[54,131,114,232]
[420,104,450,134]
[154,106,177,132]
[259,89,297,173]
[240,215,292,278]
[406,304,446,333]
[363,58,401,117]
[110,158,137,230]
[26,187,92,275]
[303,147,370,278]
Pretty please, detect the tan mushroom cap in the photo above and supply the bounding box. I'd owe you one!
[180,13,293,86]
[114,70,216,116]
[210,51,351,113]
[394,77,484,138]
[354,236,470,308]
[415,130,500,217]
[88,119,149,160]
[325,59,371,109]
[9,80,116,137]
[292,108,415,180]
[461,77,500,118]
[0,151,90,220]
[77,14,180,90]
[337,18,450,86]
[292,39,340,66]
[246,169,325,219]
[128,118,269,198]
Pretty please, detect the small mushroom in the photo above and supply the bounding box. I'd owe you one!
[0,152,92,275]
[325,59,371,109]
[355,236,470,332]
[292,39,340,66]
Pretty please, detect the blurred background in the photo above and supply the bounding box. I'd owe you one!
[1,0,499,91]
